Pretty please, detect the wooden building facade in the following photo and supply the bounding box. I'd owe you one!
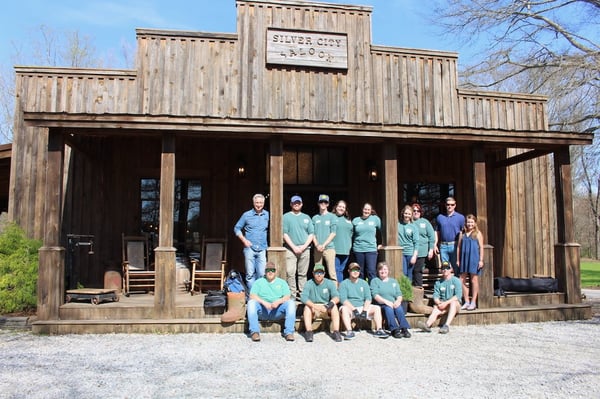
[9,0,593,333]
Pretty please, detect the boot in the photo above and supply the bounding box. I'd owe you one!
[408,286,433,315]
[221,292,246,323]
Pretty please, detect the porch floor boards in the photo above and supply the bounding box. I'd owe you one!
[31,291,593,334]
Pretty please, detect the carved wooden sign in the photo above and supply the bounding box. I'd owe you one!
[266,28,348,69]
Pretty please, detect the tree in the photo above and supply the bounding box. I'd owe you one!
[0,25,133,144]
[432,0,600,258]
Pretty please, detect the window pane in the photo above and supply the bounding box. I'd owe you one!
[297,149,313,184]
[283,149,297,184]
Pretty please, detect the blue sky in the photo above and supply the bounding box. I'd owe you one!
[0,0,479,69]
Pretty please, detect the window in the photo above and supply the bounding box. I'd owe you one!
[141,178,202,255]
[283,146,347,186]
[403,183,455,222]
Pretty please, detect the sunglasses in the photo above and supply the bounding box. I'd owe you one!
[265,268,276,273]
[314,271,325,275]
[413,209,421,212]
[446,203,456,206]
[442,266,452,271]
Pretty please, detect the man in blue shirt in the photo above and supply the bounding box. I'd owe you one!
[234,194,269,290]
[434,196,465,275]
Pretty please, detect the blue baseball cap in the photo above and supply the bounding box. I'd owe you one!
[318,194,329,203]
[291,195,302,203]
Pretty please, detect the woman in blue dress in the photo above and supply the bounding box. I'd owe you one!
[456,214,484,310]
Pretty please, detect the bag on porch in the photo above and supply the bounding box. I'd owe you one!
[203,289,227,310]
[494,277,558,296]
[223,270,247,294]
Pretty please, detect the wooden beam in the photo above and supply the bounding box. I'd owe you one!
[493,149,553,168]
[155,134,176,318]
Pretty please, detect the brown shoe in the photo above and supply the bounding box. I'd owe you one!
[251,332,260,342]
[285,333,295,342]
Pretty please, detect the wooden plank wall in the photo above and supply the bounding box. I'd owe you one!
[490,149,556,278]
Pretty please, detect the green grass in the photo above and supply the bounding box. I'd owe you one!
[581,259,600,288]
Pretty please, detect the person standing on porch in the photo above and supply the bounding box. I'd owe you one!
[312,194,337,284]
[412,202,436,288]
[332,200,353,282]
[434,196,465,275]
[456,214,484,311]
[283,195,314,298]
[352,203,382,281]
[234,193,269,291]
[397,205,419,282]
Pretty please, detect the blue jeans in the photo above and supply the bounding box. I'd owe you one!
[379,304,410,331]
[247,299,296,335]
[402,255,414,282]
[335,254,349,282]
[353,251,378,281]
[243,247,266,290]
[440,242,458,274]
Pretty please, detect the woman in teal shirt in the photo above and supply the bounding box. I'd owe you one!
[352,203,381,281]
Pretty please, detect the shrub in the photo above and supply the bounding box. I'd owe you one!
[0,223,42,313]
[398,275,414,302]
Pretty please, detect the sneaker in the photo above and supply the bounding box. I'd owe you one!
[392,329,403,339]
[374,329,390,339]
[461,301,470,310]
[304,331,314,342]
[439,324,450,334]
[344,331,356,340]
[251,332,260,342]
[285,333,295,342]
[400,328,412,338]
[333,331,343,342]
[467,303,477,311]
[417,320,431,333]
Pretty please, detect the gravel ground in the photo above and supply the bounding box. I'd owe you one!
[1,291,599,399]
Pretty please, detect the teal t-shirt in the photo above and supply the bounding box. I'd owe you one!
[433,276,463,303]
[397,221,419,255]
[370,277,402,302]
[250,277,291,303]
[414,218,436,257]
[283,211,314,246]
[332,215,353,255]
[312,212,337,250]
[300,278,339,304]
[352,215,381,253]
[339,278,372,307]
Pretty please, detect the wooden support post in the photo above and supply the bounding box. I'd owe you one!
[267,137,286,275]
[155,134,177,318]
[382,143,402,279]
[38,129,65,321]
[553,148,581,304]
[473,146,493,308]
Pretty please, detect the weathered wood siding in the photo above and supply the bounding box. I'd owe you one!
[490,150,556,278]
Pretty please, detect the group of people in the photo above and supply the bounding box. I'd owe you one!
[234,193,485,340]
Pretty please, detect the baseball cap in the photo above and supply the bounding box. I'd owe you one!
[313,264,325,273]
[441,262,452,271]
[291,195,302,203]
[318,194,330,203]
[348,262,361,271]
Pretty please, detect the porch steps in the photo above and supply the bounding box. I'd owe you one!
[33,301,592,334]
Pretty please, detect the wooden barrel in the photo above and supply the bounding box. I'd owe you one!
[104,270,122,293]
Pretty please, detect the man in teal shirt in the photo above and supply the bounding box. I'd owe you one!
[416,262,462,334]
[301,263,342,342]
[247,261,296,342]
[283,195,314,298]
[312,194,337,284]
